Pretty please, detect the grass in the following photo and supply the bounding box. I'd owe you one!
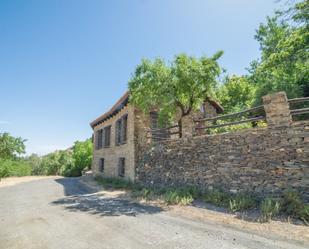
[94,177,308,224]
[260,198,281,222]
[95,176,135,190]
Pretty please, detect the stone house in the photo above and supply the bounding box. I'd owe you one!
[90,91,223,181]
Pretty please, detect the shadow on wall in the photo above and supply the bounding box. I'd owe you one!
[52,178,163,217]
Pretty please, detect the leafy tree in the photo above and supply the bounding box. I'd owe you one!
[129,52,223,136]
[0,159,32,177]
[248,0,309,103]
[72,139,92,171]
[0,132,26,160]
[25,153,44,175]
[216,76,256,113]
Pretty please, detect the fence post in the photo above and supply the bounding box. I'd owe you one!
[262,91,292,127]
[181,114,195,138]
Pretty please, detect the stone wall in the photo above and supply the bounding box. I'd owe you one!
[136,92,309,200]
[136,122,309,200]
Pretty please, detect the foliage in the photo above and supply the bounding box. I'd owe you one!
[281,189,304,217]
[229,193,257,212]
[299,204,309,225]
[164,188,194,205]
[248,0,309,103]
[260,198,281,222]
[203,189,231,207]
[0,132,26,160]
[72,139,92,171]
[207,120,267,135]
[216,76,256,113]
[95,176,134,189]
[0,159,32,177]
[129,52,223,130]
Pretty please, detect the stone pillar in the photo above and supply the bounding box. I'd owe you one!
[181,114,195,138]
[262,91,292,127]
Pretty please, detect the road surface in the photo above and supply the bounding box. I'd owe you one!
[0,177,307,249]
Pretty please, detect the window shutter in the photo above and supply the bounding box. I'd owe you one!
[122,115,127,143]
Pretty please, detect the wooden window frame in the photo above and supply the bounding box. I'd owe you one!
[118,157,125,177]
[96,129,103,149]
[99,158,104,173]
[103,126,111,148]
[115,114,128,146]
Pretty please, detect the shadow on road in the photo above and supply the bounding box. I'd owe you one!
[51,193,163,217]
[55,177,96,196]
[52,177,163,217]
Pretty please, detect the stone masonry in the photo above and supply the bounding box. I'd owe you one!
[136,92,309,200]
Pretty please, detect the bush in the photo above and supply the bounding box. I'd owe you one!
[260,198,281,222]
[164,188,194,205]
[299,204,309,225]
[203,189,231,207]
[0,159,32,177]
[229,193,256,212]
[95,176,134,189]
[281,189,304,217]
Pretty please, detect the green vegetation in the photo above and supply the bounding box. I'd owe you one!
[260,198,281,222]
[217,0,308,109]
[95,177,308,225]
[0,159,32,177]
[0,132,92,178]
[203,189,230,207]
[0,132,29,178]
[128,1,308,136]
[95,176,135,189]
[229,193,256,212]
[129,52,223,133]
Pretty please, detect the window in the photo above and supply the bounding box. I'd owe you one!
[103,126,111,147]
[115,114,128,145]
[96,129,103,149]
[118,158,125,177]
[99,158,104,173]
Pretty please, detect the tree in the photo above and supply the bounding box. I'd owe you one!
[248,0,309,103]
[129,52,223,136]
[0,132,26,160]
[216,76,256,113]
[72,139,92,171]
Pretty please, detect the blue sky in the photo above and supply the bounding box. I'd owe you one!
[0,0,282,155]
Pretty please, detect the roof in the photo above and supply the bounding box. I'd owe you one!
[208,99,224,114]
[90,91,224,129]
[90,91,129,128]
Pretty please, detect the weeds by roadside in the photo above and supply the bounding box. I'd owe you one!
[94,176,308,225]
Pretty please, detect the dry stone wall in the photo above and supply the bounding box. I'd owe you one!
[136,121,309,200]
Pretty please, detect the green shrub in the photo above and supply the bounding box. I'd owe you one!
[229,193,256,212]
[95,176,134,189]
[260,198,281,221]
[164,188,194,205]
[281,189,304,217]
[299,204,309,225]
[203,189,231,207]
[0,159,32,177]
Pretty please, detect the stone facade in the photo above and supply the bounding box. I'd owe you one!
[91,92,221,182]
[92,105,136,181]
[136,92,309,200]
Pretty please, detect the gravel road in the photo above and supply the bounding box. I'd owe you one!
[0,177,307,249]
